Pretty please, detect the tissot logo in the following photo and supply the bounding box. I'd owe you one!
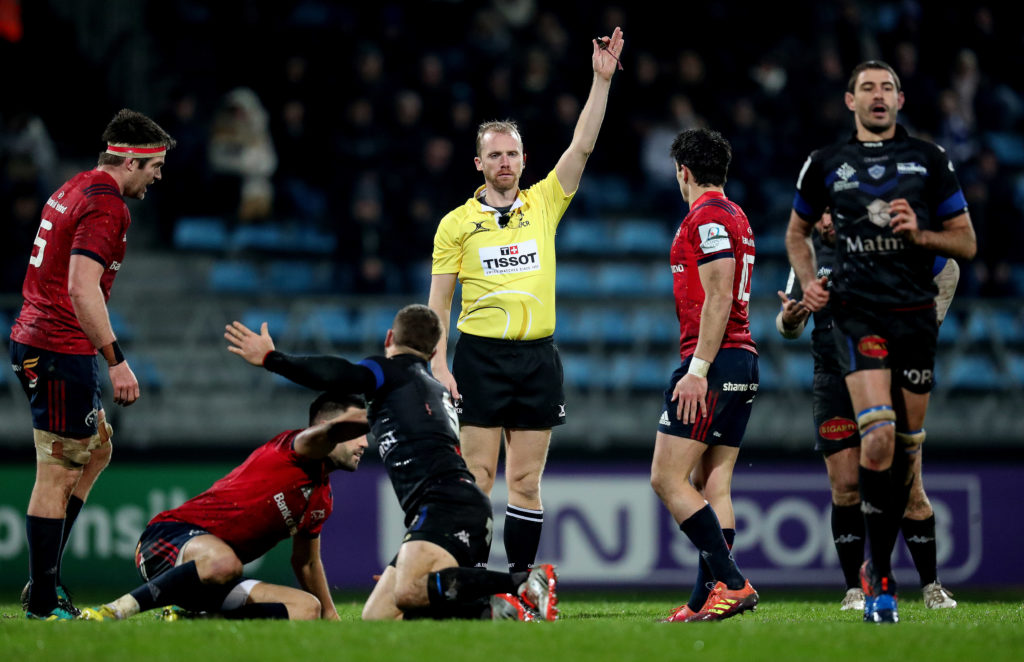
[479,239,540,275]
[819,417,857,440]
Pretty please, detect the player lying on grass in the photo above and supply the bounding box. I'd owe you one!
[80,393,370,621]
[225,304,558,621]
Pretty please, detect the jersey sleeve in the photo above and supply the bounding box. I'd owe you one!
[926,144,969,222]
[687,214,734,266]
[531,169,575,232]
[792,151,828,222]
[432,209,464,275]
[263,352,378,394]
[70,201,125,268]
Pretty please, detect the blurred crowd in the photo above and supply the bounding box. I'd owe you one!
[2,0,1023,296]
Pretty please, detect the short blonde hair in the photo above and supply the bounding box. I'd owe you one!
[475,120,522,156]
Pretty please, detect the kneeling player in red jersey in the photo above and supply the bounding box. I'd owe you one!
[80,393,369,621]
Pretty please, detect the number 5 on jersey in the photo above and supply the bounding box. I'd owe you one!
[29,219,53,268]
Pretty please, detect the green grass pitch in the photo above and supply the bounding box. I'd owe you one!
[3,590,1023,662]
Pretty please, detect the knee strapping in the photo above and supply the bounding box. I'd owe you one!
[33,429,91,468]
[896,428,925,450]
[857,405,895,438]
[90,420,113,449]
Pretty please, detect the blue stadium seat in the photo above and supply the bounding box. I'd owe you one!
[627,308,677,345]
[556,220,616,255]
[647,264,674,296]
[230,224,285,253]
[613,354,672,391]
[944,354,1004,391]
[938,313,962,345]
[356,305,398,343]
[241,308,291,338]
[561,353,597,389]
[984,131,1024,167]
[596,263,647,296]
[616,219,672,255]
[173,217,228,252]
[1006,353,1024,385]
[209,260,262,293]
[556,263,597,297]
[107,309,136,342]
[576,308,632,345]
[782,352,815,390]
[265,260,327,294]
[758,357,780,391]
[298,306,358,343]
[991,308,1024,344]
[131,357,165,392]
[965,311,992,344]
[555,309,588,345]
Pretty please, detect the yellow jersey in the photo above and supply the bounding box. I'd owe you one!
[432,169,574,340]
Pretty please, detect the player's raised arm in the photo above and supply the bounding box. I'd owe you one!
[785,210,828,311]
[554,27,625,195]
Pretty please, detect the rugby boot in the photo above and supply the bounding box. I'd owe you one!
[22,581,81,617]
[840,587,865,611]
[518,563,559,621]
[691,580,759,621]
[923,581,957,608]
[662,604,700,622]
[78,605,123,621]
[25,605,77,621]
[860,560,898,624]
[490,593,537,621]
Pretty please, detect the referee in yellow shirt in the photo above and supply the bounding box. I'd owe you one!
[428,28,625,575]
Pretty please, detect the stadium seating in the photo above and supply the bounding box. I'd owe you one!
[209,260,262,293]
[173,217,229,252]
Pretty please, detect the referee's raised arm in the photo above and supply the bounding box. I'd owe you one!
[554,26,625,195]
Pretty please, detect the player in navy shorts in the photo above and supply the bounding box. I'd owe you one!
[650,128,759,623]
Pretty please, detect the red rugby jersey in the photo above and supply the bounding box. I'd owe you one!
[150,431,334,563]
[11,170,130,354]
[669,191,757,360]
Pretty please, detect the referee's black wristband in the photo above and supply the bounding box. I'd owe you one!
[101,340,126,367]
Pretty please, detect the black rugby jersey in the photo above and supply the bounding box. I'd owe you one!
[263,351,473,516]
[792,125,967,307]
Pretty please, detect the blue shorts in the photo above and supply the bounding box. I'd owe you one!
[10,341,102,437]
[659,348,758,447]
[135,521,212,582]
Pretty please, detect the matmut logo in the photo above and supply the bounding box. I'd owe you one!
[479,239,540,275]
[819,417,857,441]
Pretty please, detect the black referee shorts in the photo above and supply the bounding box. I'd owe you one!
[452,333,566,429]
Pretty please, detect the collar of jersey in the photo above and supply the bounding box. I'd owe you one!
[848,123,909,145]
